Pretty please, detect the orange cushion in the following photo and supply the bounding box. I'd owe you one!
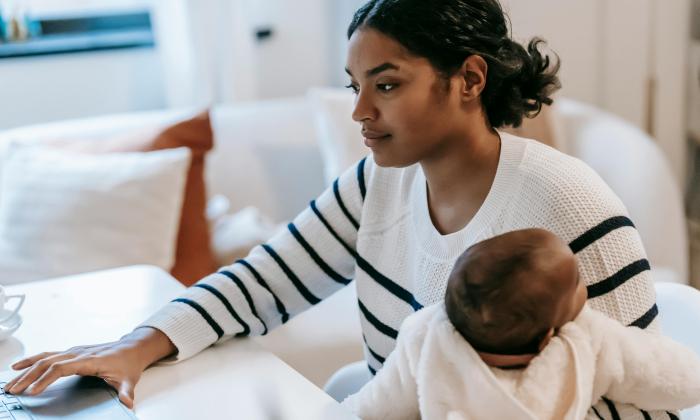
[48,112,217,286]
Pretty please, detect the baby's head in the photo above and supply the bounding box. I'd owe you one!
[445,229,587,360]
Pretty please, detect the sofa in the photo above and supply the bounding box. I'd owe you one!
[0,92,694,397]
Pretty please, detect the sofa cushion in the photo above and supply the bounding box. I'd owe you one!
[0,144,190,284]
[37,112,217,286]
[307,88,367,185]
[206,98,325,222]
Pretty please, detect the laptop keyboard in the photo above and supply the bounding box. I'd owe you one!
[0,382,24,419]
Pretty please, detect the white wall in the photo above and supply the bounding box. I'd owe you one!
[329,0,366,87]
[502,0,604,106]
[247,0,333,100]
[502,0,691,184]
[0,48,165,130]
[650,0,691,183]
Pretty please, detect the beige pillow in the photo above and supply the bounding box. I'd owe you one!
[0,144,190,284]
[43,112,217,286]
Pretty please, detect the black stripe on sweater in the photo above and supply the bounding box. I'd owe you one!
[288,223,352,285]
[569,216,635,254]
[587,259,651,299]
[357,157,367,201]
[640,410,652,420]
[358,300,398,339]
[236,259,290,324]
[357,257,423,311]
[310,200,355,257]
[368,365,377,376]
[333,178,360,230]
[172,298,223,339]
[194,284,250,337]
[629,304,658,329]
[667,412,680,420]
[602,397,621,420]
[262,244,321,305]
[310,200,423,311]
[590,406,605,420]
[218,270,269,334]
[363,334,386,364]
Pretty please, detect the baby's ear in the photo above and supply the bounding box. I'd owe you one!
[537,328,555,352]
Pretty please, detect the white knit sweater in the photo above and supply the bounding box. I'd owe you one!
[142,132,666,419]
[342,304,700,420]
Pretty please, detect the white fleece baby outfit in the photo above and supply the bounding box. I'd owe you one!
[342,304,700,420]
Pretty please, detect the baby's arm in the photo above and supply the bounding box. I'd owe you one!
[590,309,700,411]
[341,318,422,420]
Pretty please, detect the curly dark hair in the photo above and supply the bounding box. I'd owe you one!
[348,0,561,128]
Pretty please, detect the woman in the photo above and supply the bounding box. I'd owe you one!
[4,0,665,418]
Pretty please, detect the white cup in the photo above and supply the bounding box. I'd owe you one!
[0,286,24,324]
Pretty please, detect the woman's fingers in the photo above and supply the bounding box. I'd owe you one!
[11,352,60,370]
[3,352,61,392]
[1,339,146,407]
[7,353,79,395]
[4,353,61,393]
[25,357,97,396]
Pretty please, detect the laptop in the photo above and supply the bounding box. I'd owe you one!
[0,371,136,419]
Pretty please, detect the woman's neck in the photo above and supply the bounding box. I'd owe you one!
[420,123,501,235]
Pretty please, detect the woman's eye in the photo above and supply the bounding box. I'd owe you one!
[344,84,359,94]
[377,83,397,93]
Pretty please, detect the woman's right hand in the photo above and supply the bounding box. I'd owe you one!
[2,327,176,409]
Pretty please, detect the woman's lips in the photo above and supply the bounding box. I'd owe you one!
[362,131,392,148]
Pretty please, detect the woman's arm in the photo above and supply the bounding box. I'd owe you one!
[5,157,374,401]
[141,156,373,361]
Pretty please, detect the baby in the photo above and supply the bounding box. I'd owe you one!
[342,229,700,420]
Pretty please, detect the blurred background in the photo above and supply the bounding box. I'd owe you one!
[0,0,698,280]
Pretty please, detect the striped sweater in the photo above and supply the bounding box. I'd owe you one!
[143,132,670,419]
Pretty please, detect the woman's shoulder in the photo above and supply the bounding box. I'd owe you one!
[504,133,627,213]
[501,133,631,241]
[503,132,598,185]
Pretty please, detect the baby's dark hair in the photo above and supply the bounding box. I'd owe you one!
[348,0,561,128]
[444,230,571,354]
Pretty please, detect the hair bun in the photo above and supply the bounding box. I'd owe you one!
[483,38,561,128]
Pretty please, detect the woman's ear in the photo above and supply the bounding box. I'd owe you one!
[459,55,488,100]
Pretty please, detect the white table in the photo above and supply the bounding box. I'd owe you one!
[0,265,357,419]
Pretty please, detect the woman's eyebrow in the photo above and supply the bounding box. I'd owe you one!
[345,62,400,78]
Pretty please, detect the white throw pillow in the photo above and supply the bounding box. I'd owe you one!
[0,144,191,284]
[307,87,367,185]
[208,198,284,267]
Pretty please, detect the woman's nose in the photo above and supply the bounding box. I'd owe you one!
[351,91,378,122]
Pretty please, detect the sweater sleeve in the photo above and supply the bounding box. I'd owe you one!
[589,309,700,412]
[341,312,422,420]
[139,157,373,361]
[523,147,670,419]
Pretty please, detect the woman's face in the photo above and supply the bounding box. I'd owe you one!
[346,28,466,167]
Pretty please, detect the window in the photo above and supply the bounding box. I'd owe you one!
[0,0,154,58]
[24,0,152,17]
